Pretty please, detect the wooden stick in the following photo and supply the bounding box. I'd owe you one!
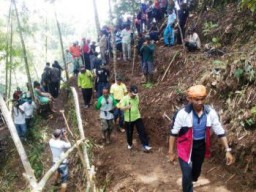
[161,52,179,81]
[206,166,217,174]
[225,174,236,183]
[60,110,74,138]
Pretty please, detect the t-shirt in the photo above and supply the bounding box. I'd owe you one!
[50,67,61,83]
[69,45,81,57]
[78,70,94,89]
[167,12,176,26]
[49,138,71,163]
[13,107,26,124]
[110,83,127,101]
[96,95,117,120]
[119,95,141,122]
[96,68,109,83]
[140,44,155,62]
[121,29,132,44]
[21,101,36,118]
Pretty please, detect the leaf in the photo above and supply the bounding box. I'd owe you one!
[234,68,244,79]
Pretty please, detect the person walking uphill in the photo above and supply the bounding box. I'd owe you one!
[118,85,152,151]
[78,67,94,108]
[140,36,155,84]
[110,77,127,132]
[168,85,234,192]
[96,87,117,144]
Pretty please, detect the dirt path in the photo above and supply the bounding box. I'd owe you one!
[73,63,233,192]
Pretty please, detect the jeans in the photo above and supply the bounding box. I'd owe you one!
[114,108,124,128]
[142,61,154,75]
[15,123,27,138]
[179,139,206,192]
[164,25,175,45]
[125,118,149,147]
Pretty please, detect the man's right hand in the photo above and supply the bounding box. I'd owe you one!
[168,151,177,163]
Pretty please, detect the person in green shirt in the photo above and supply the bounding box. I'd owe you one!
[95,87,117,144]
[78,67,94,108]
[140,36,155,84]
[118,85,152,151]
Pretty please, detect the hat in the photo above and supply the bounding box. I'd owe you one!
[130,85,138,95]
[53,129,62,138]
[187,85,207,98]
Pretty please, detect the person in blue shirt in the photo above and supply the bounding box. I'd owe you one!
[163,9,176,47]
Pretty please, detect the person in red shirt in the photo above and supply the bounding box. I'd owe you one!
[69,41,82,76]
[13,87,22,101]
[81,38,91,70]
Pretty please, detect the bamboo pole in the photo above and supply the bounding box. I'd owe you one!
[54,9,69,81]
[7,21,13,101]
[92,0,101,39]
[12,0,34,101]
[108,0,117,81]
[0,94,38,189]
[36,139,84,191]
[5,3,12,100]
[70,87,96,191]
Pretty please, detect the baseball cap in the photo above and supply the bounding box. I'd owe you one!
[130,85,138,95]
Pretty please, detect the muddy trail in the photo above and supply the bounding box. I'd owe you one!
[63,46,239,192]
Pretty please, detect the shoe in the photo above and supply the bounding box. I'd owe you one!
[84,105,89,109]
[128,145,132,150]
[144,145,152,151]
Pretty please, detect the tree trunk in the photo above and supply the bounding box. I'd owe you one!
[45,17,48,63]
[92,0,101,39]
[131,0,137,76]
[0,94,38,189]
[7,21,13,101]
[108,0,117,80]
[5,3,12,100]
[54,10,69,81]
[12,0,34,101]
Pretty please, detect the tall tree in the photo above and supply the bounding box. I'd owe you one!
[5,3,12,100]
[54,10,69,81]
[92,0,101,38]
[12,0,34,100]
[108,0,117,80]
[7,21,13,100]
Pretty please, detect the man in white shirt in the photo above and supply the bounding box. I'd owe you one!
[121,25,132,61]
[184,28,201,52]
[12,101,27,140]
[21,98,36,128]
[49,129,71,192]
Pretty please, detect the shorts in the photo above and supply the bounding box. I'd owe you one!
[100,119,113,132]
[57,163,69,183]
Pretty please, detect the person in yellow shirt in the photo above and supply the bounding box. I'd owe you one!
[78,67,94,108]
[110,76,127,132]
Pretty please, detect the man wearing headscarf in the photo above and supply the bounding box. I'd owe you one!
[168,85,234,192]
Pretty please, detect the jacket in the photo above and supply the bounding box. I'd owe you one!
[170,104,226,163]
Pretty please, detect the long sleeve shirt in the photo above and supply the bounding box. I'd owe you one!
[140,43,155,62]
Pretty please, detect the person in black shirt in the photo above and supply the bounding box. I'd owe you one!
[95,65,110,98]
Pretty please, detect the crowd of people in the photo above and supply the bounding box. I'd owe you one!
[7,1,233,192]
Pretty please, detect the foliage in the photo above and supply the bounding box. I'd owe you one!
[113,0,140,20]
[202,21,219,36]
[251,106,256,116]
[26,117,46,178]
[241,0,256,13]
[233,59,256,84]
